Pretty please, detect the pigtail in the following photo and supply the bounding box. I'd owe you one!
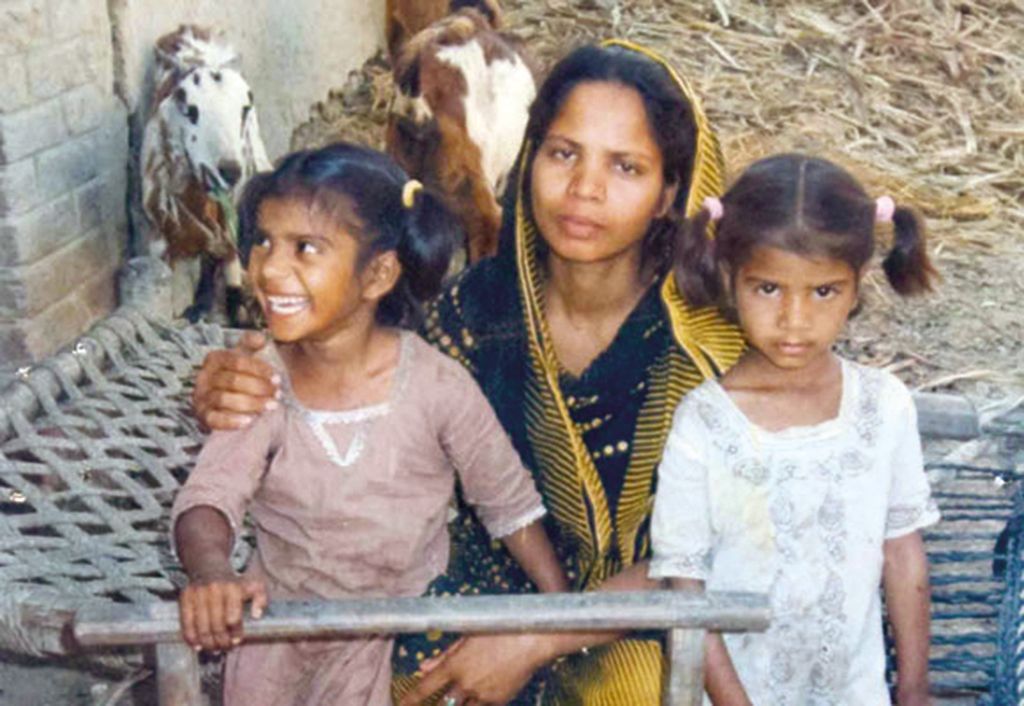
[378,185,458,327]
[881,205,938,296]
[672,204,721,308]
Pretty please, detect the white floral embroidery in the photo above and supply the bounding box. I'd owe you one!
[656,360,940,705]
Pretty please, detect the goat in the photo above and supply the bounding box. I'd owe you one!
[387,7,534,264]
[386,0,502,57]
[141,25,271,324]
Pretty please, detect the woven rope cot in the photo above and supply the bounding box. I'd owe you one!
[988,402,1024,706]
[0,308,233,659]
[0,307,1021,704]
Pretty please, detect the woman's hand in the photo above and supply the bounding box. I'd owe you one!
[178,570,268,652]
[399,633,550,706]
[193,331,278,430]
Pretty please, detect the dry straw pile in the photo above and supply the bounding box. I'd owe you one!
[512,0,1023,251]
[299,0,1022,250]
[293,0,1024,386]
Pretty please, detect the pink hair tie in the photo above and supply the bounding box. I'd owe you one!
[703,196,724,222]
[875,195,896,224]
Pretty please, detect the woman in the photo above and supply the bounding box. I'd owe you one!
[191,41,744,705]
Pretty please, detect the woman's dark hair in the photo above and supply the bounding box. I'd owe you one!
[522,43,698,274]
[237,142,457,328]
[675,153,937,307]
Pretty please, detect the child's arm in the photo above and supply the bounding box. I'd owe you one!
[668,578,752,706]
[438,361,570,592]
[883,531,931,706]
[171,404,281,652]
[881,378,939,705]
[175,506,268,652]
[498,521,568,593]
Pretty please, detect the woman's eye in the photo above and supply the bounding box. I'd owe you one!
[252,236,270,249]
[814,285,837,298]
[757,283,779,295]
[548,146,575,161]
[616,160,641,175]
[297,240,319,255]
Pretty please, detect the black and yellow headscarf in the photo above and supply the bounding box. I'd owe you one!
[395,40,743,706]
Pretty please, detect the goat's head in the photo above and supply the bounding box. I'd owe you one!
[153,26,270,199]
[159,67,265,197]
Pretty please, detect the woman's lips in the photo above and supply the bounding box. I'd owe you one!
[557,214,603,239]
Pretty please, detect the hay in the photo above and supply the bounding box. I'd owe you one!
[295,0,1023,252]
[291,0,1024,390]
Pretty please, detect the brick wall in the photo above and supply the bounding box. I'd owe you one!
[0,0,128,367]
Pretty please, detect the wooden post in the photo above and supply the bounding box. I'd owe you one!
[155,642,201,706]
[664,628,705,706]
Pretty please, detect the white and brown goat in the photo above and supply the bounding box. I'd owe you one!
[386,0,503,56]
[387,6,534,264]
[141,25,271,323]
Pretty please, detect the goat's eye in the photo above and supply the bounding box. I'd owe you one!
[242,104,252,123]
[183,103,199,125]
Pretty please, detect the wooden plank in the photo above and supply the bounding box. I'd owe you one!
[664,628,705,706]
[154,642,201,706]
[75,590,769,647]
[914,392,980,440]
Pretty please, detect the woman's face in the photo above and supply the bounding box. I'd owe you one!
[530,81,678,266]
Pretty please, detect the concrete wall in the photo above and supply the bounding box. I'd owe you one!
[0,0,383,369]
[112,0,385,157]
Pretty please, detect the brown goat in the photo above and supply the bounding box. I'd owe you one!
[386,0,502,57]
[386,7,534,263]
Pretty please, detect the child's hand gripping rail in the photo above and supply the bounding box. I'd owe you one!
[73,590,769,706]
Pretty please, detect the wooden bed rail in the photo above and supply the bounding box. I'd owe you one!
[74,590,770,706]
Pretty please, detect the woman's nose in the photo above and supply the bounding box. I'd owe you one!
[568,161,605,201]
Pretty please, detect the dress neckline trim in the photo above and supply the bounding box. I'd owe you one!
[277,330,415,425]
[707,357,854,444]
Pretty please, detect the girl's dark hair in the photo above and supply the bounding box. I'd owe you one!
[522,43,698,274]
[237,142,457,328]
[675,153,937,306]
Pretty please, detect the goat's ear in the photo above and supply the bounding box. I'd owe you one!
[154,45,183,72]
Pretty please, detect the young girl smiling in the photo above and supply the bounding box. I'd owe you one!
[651,154,939,705]
[172,143,566,706]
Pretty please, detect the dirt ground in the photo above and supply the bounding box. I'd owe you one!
[4,0,1022,703]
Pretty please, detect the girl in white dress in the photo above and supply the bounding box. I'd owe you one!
[651,154,940,706]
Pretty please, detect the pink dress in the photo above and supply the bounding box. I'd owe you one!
[172,332,547,706]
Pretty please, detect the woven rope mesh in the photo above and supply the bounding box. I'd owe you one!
[0,309,234,655]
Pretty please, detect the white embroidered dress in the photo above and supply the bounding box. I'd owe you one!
[650,359,939,706]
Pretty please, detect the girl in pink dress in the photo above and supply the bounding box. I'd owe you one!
[172,143,567,706]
